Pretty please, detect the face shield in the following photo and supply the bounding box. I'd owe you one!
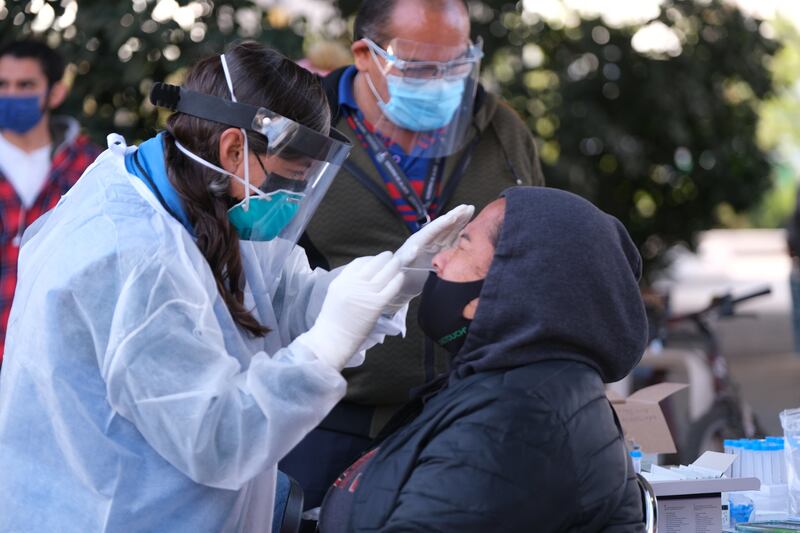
[362,37,483,158]
[150,56,352,246]
[223,112,349,244]
[149,54,351,279]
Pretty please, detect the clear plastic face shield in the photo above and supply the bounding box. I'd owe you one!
[150,54,351,277]
[362,37,483,158]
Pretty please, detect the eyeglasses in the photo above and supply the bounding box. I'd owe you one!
[363,38,483,83]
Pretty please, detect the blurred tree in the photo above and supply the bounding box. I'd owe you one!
[480,1,777,276]
[758,19,800,155]
[751,18,800,230]
[0,0,305,143]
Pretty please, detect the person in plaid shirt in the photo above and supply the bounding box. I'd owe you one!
[0,40,100,364]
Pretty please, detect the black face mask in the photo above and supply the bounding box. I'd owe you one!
[417,273,484,355]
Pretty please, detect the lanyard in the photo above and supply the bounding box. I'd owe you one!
[346,111,444,226]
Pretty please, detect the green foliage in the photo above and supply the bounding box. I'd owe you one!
[0,0,305,143]
[470,1,778,276]
[752,18,800,231]
[742,163,796,229]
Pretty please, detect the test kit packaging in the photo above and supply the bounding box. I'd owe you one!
[606,382,689,454]
[658,496,720,533]
[642,452,761,531]
[649,476,760,533]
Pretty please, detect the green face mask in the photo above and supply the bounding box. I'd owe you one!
[227,190,304,241]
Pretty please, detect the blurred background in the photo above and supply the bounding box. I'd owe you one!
[3,0,800,447]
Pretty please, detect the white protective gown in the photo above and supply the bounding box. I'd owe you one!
[0,137,404,532]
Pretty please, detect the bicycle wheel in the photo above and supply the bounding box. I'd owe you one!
[682,397,746,464]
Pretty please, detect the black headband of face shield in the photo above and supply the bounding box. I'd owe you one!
[149,82,350,165]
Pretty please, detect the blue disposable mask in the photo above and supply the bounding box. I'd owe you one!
[0,95,44,134]
[174,140,306,242]
[367,74,465,132]
[174,54,316,242]
[227,190,304,241]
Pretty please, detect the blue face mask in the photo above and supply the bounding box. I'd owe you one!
[370,75,466,132]
[0,95,44,134]
[175,139,307,242]
[227,190,304,241]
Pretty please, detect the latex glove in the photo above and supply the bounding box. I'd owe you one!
[385,204,475,314]
[395,204,475,268]
[296,251,404,371]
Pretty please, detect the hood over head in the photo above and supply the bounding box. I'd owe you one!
[452,187,647,383]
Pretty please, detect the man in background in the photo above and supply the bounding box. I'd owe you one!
[0,40,100,363]
[281,0,545,507]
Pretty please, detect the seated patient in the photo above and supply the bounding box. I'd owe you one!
[317,186,648,532]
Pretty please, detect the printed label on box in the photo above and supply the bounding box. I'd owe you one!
[658,496,722,533]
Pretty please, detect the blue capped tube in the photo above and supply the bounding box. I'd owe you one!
[729,439,744,478]
[741,440,755,479]
[630,449,642,474]
[765,437,787,485]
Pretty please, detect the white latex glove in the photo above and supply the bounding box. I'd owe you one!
[296,251,404,371]
[385,204,475,314]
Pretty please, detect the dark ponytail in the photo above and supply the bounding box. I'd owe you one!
[163,41,331,337]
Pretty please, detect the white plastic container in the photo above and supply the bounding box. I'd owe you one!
[780,408,800,514]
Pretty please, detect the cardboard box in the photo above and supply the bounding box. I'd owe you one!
[606,382,688,454]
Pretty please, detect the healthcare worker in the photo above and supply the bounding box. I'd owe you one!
[0,41,472,532]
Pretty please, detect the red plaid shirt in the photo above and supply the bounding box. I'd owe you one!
[0,133,100,363]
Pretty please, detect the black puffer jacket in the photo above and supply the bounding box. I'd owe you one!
[338,187,648,532]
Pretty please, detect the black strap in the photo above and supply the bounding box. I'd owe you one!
[347,111,442,226]
[150,83,258,132]
[342,126,479,227]
[132,150,183,223]
[296,157,418,272]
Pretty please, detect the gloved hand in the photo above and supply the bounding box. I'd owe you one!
[385,204,475,314]
[296,251,404,371]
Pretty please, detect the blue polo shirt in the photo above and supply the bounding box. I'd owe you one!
[338,66,438,230]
